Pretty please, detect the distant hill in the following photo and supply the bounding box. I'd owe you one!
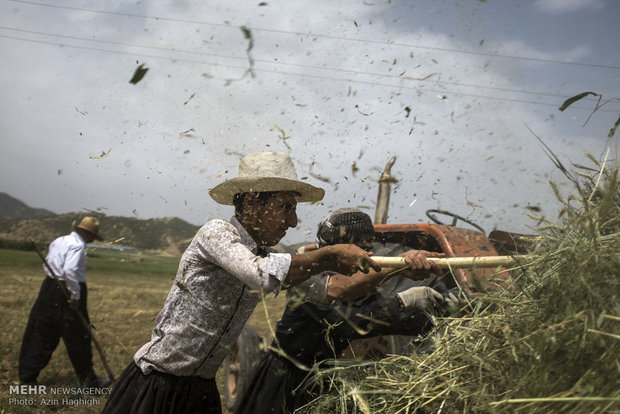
[0,213,201,253]
[0,192,56,220]
[0,194,201,252]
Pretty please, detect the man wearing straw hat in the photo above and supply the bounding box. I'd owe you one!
[18,216,111,388]
[103,152,392,414]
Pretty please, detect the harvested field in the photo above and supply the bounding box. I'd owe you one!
[0,249,286,413]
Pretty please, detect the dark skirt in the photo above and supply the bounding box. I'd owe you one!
[102,362,221,414]
[235,352,315,414]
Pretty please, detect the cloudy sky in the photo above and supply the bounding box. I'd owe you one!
[1,0,619,244]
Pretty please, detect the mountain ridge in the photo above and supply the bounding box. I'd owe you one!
[0,192,56,220]
[0,193,200,252]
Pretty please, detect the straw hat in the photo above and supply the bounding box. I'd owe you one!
[76,216,103,241]
[209,152,325,205]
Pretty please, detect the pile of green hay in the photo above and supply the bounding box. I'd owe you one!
[302,159,619,414]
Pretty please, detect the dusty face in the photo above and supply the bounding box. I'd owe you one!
[244,191,298,247]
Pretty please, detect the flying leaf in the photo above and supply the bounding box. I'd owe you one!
[184,93,196,105]
[608,114,620,138]
[558,92,598,111]
[417,73,438,81]
[240,26,255,78]
[351,162,359,176]
[130,310,144,319]
[89,149,111,159]
[355,104,373,116]
[241,26,252,41]
[176,280,190,293]
[129,64,149,84]
[274,124,291,149]
[309,171,331,183]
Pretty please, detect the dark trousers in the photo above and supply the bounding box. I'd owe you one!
[18,276,94,384]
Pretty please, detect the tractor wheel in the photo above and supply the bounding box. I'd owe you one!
[223,324,263,412]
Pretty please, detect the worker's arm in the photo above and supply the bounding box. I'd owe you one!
[326,250,444,302]
[284,244,381,289]
[62,243,86,309]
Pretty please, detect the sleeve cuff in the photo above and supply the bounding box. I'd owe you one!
[68,288,80,301]
[264,253,292,296]
[291,272,333,305]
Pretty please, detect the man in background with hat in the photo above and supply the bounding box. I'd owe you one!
[18,216,110,388]
[103,152,431,414]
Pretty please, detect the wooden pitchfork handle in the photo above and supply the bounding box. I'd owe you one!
[373,255,532,269]
[30,240,115,382]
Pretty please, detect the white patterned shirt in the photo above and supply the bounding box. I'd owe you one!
[134,217,330,379]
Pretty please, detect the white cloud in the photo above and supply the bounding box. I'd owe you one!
[534,0,605,15]
[486,39,592,63]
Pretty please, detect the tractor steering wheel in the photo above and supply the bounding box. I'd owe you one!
[425,209,486,234]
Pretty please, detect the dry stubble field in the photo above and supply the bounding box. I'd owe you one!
[0,248,286,413]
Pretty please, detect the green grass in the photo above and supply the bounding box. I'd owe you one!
[0,248,286,413]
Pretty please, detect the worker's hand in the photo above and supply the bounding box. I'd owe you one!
[395,286,444,311]
[67,299,79,311]
[443,288,469,308]
[325,244,382,275]
[398,250,444,280]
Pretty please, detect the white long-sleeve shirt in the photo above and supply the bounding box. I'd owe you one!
[44,231,87,300]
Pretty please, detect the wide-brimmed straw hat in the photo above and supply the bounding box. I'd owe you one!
[75,216,103,241]
[209,152,325,205]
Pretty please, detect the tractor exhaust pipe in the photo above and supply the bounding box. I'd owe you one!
[374,157,397,225]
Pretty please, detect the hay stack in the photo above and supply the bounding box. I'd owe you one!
[302,160,619,413]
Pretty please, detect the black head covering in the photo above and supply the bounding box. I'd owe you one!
[315,208,375,248]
